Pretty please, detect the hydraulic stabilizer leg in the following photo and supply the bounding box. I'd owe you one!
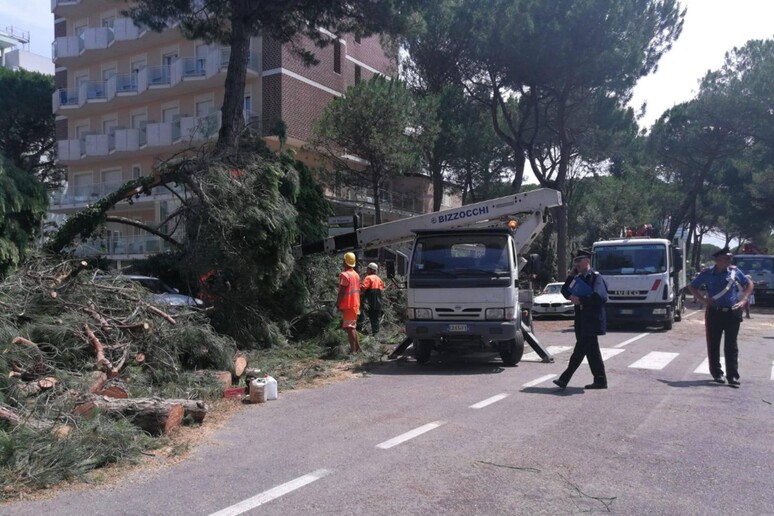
[389,337,413,360]
[521,322,554,363]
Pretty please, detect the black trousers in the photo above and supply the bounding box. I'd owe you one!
[559,327,607,386]
[705,308,741,380]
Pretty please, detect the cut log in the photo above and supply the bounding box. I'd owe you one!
[17,377,59,397]
[134,353,146,364]
[94,385,129,399]
[0,403,50,431]
[233,354,248,378]
[74,397,185,435]
[117,321,151,333]
[83,305,112,333]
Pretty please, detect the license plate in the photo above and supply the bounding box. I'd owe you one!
[447,324,469,332]
[620,309,634,315]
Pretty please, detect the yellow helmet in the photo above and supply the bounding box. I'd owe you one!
[344,252,356,267]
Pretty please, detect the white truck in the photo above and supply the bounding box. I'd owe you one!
[295,188,563,365]
[591,236,686,330]
[733,248,774,306]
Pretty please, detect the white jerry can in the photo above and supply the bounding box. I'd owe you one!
[265,376,278,400]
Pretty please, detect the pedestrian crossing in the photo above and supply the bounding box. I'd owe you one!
[537,346,769,379]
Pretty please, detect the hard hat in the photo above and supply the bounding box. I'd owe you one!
[367,262,378,272]
[344,252,356,267]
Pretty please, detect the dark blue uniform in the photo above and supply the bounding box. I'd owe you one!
[557,269,609,388]
[691,265,750,381]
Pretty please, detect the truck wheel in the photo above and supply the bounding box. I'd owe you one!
[414,339,433,365]
[500,333,525,366]
[663,314,674,331]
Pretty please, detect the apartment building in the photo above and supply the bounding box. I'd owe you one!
[1,26,54,74]
[50,0,459,266]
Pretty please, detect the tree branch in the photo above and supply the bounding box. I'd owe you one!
[104,216,182,248]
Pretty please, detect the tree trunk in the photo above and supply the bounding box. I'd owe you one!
[216,4,250,153]
[372,169,382,224]
[74,397,187,435]
[430,159,444,211]
[510,152,526,194]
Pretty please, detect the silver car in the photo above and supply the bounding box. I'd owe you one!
[98,275,204,307]
[532,282,574,318]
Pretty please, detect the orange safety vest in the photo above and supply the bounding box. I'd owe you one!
[361,274,385,291]
[338,269,361,310]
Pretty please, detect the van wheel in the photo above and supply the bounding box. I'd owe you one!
[500,333,525,366]
[414,339,433,364]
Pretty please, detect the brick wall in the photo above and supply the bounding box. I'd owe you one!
[280,75,337,143]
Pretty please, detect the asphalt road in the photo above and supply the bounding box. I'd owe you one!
[4,307,774,515]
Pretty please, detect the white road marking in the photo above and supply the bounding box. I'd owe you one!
[614,332,650,348]
[376,421,445,449]
[683,309,703,319]
[693,357,727,375]
[522,374,557,388]
[628,351,679,370]
[770,361,774,381]
[521,345,573,362]
[208,469,330,516]
[470,393,510,409]
[582,348,625,364]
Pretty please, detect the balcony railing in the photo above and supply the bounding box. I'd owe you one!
[331,188,424,214]
[113,17,146,41]
[72,234,173,257]
[51,0,81,10]
[53,88,80,110]
[51,36,81,60]
[50,180,185,207]
[80,26,114,51]
[219,48,261,73]
[146,119,182,147]
[180,111,222,141]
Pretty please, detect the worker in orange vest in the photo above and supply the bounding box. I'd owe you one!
[337,252,361,354]
[360,262,385,335]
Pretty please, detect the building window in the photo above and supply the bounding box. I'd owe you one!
[333,40,341,74]
[354,65,361,84]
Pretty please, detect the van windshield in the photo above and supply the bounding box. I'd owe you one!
[411,234,510,278]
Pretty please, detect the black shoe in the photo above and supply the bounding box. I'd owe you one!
[553,379,567,390]
[728,378,740,387]
[584,383,608,389]
[712,375,726,384]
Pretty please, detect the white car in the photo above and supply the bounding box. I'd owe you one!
[532,282,575,318]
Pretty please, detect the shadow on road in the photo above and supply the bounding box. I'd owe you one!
[656,378,721,388]
[521,386,585,396]
[362,356,507,376]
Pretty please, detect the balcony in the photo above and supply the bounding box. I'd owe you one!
[72,234,173,258]
[52,88,80,111]
[113,18,146,42]
[180,111,222,141]
[113,128,145,152]
[219,48,261,74]
[80,27,114,51]
[51,36,81,60]
[51,0,81,9]
[57,139,84,161]
[146,119,182,147]
[330,188,424,215]
[50,180,185,207]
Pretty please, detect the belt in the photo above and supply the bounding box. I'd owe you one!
[710,306,735,312]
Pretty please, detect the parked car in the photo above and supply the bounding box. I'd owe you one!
[532,282,574,318]
[98,275,204,307]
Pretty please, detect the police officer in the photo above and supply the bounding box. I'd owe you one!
[688,247,753,387]
[553,249,610,390]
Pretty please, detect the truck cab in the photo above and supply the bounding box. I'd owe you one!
[592,237,686,330]
[405,228,525,365]
[733,254,774,305]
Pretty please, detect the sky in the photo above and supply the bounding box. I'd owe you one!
[3,0,773,126]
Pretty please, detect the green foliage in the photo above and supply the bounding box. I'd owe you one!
[0,67,63,188]
[0,418,155,496]
[0,156,47,276]
[314,75,437,223]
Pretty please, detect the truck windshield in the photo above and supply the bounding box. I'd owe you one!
[734,256,774,275]
[411,235,510,277]
[594,244,667,275]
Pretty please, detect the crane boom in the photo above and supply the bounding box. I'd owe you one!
[296,188,562,257]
